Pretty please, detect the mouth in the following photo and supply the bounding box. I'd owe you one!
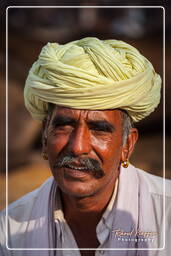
[64,164,89,171]
[53,155,105,179]
[62,164,92,179]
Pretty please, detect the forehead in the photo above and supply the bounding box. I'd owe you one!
[50,106,123,124]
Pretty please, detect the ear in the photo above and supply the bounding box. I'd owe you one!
[121,128,138,162]
[42,116,50,154]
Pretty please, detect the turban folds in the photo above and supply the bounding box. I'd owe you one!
[24,37,161,122]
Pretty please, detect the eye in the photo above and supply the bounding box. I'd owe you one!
[88,121,115,134]
[91,127,106,132]
[49,124,74,136]
[91,129,113,139]
[55,125,74,133]
[90,125,114,134]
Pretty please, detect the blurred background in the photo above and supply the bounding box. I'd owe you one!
[0,0,170,210]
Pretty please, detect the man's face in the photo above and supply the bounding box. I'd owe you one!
[44,107,125,198]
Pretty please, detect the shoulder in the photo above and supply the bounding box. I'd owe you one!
[0,177,54,219]
[131,165,171,224]
[0,177,56,249]
[134,165,171,198]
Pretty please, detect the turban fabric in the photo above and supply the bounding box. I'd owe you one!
[24,37,161,122]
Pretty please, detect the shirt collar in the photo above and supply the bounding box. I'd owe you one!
[96,178,118,237]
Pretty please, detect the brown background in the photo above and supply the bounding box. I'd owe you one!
[0,1,170,210]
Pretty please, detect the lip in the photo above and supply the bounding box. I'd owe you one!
[63,166,92,180]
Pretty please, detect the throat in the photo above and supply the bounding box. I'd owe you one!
[60,192,105,250]
[67,218,100,251]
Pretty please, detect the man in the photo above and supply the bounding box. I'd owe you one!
[0,37,170,256]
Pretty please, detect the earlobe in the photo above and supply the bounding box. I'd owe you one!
[42,117,49,159]
[42,132,47,151]
[121,128,138,162]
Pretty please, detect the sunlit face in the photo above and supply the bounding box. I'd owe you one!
[44,106,125,198]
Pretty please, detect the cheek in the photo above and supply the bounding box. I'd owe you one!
[47,134,70,177]
[47,133,70,156]
[91,133,123,165]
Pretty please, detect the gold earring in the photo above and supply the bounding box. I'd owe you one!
[122,160,129,168]
[42,152,48,160]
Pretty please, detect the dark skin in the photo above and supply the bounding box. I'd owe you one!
[43,106,138,256]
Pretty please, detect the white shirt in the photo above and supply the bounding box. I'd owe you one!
[0,164,171,256]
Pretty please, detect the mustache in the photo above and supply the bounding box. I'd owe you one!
[53,153,105,179]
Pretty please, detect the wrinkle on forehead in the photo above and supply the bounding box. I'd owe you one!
[51,106,123,125]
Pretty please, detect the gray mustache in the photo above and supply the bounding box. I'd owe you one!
[54,155,105,179]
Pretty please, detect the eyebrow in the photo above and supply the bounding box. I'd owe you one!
[51,115,77,127]
[51,115,115,133]
[87,120,115,133]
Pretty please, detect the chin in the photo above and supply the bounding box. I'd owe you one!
[58,181,99,198]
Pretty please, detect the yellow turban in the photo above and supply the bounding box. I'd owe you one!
[24,37,161,122]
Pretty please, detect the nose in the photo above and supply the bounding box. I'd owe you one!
[68,124,91,156]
